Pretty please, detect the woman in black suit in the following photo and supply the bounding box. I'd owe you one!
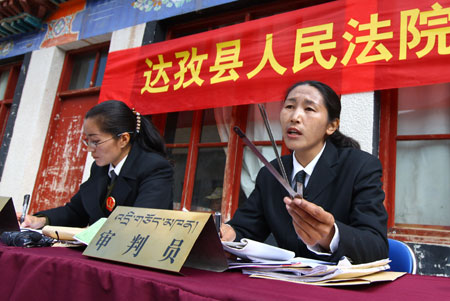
[20,100,173,228]
[221,81,388,264]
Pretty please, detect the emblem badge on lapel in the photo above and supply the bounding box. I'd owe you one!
[106,196,116,212]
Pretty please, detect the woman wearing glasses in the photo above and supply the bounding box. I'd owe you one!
[20,100,174,229]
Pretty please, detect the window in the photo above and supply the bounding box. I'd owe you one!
[0,62,21,147]
[153,103,286,219]
[67,47,109,90]
[380,82,450,245]
[162,109,228,211]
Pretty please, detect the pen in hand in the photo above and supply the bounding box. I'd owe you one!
[20,194,31,224]
[214,212,221,237]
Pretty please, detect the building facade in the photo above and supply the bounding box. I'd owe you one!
[0,0,448,276]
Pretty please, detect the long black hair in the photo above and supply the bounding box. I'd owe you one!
[85,100,167,157]
[285,80,360,149]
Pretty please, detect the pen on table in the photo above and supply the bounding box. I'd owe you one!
[20,194,31,224]
[214,212,221,236]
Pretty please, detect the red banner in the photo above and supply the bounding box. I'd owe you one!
[99,0,450,114]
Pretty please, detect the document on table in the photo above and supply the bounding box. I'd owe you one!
[243,257,402,285]
[20,228,42,234]
[221,238,401,286]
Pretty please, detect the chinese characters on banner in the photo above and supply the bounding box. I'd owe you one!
[99,0,450,115]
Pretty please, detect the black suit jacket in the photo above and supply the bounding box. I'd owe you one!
[38,143,174,227]
[229,142,388,264]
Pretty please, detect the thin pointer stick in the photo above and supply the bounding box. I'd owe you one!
[257,103,289,185]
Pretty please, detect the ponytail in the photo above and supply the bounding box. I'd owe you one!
[135,114,167,157]
[329,130,360,149]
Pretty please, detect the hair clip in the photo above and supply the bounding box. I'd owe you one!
[133,109,141,134]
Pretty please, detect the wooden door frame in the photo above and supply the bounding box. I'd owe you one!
[30,43,109,213]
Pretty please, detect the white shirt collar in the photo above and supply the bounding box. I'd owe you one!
[291,142,326,187]
[108,155,128,178]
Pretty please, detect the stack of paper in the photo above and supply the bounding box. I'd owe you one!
[243,257,394,283]
[222,239,405,286]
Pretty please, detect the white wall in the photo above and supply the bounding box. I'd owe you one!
[340,91,375,154]
[0,47,65,209]
[109,23,146,52]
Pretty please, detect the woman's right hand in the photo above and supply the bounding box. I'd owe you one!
[16,213,47,229]
[220,223,236,242]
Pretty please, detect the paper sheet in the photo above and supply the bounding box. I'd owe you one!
[73,218,107,245]
[222,238,295,261]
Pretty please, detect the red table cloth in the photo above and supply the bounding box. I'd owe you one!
[0,244,449,300]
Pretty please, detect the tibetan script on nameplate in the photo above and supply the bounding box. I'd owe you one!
[83,206,211,273]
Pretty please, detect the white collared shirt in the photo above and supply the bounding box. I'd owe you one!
[108,155,128,178]
[291,142,326,188]
[291,142,340,256]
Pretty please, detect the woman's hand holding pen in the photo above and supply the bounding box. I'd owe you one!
[16,213,46,229]
[219,223,238,259]
[284,196,335,251]
[219,223,236,242]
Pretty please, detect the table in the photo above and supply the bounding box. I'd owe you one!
[0,244,449,300]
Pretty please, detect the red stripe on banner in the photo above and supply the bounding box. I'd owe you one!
[99,0,450,114]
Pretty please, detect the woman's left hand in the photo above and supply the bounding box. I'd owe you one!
[284,196,335,251]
